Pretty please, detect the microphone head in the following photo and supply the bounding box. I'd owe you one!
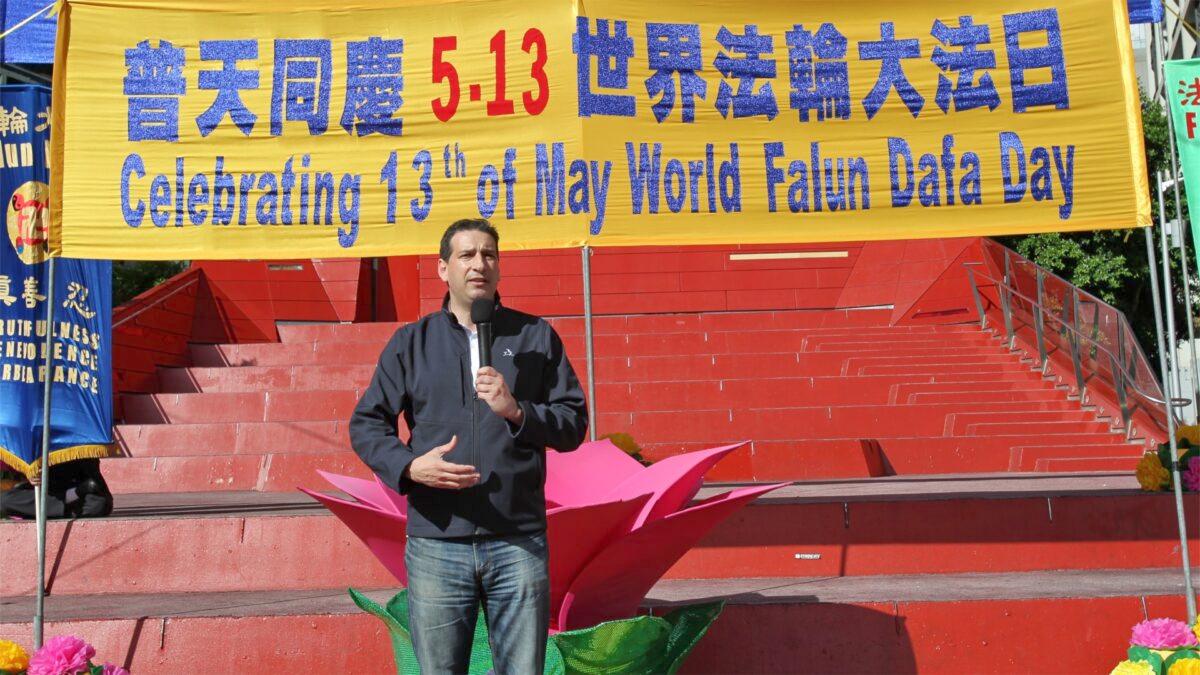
[470,297,495,324]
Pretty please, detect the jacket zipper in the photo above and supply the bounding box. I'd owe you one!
[470,350,479,535]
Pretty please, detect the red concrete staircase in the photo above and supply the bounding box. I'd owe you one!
[2,240,1196,673]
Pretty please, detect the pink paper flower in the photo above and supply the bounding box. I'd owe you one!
[1130,618,1200,649]
[1182,457,1200,492]
[304,440,787,631]
[27,635,95,675]
[100,663,131,675]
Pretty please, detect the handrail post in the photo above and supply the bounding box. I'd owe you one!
[1001,248,1016,349]
[1110,352,1132,438]
[1034,268,1047,371]
[999,284,1016,349]
[1117,329,1136,440]
[966,267,987,331]
[1070,290,1087,402]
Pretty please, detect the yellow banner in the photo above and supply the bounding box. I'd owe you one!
[49,0,1149,260]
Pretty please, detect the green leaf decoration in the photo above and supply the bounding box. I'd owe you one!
[1158,446,1177,473]
[1164,649,1200,670]
[1128,646,1166,674]
[551,602,725,674]
[351,589,721,674]
[350,588,566,674]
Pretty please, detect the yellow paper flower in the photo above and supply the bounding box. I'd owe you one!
[1178,425,1200,447]
[1194,617,1200,642]
[1112,659,1157,675]
[1137,452,1171,491]
[0,638,30,672]
[1168,658,1200,675]
[601,432,642,458]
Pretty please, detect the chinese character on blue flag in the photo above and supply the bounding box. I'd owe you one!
[0,84,113,477]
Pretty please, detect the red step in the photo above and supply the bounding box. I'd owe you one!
[1010,444,1147,472]
[4,569,1186,673]
[599,376,1060,411]
[610,402,1087,445]
[889,380,1057,403]
[945,411,1105,435]
[108,432,1139,489]
[3,475,1195,596]
[1034,456,1145,472]
[806,335,997,351]
[115,421,349,456]
[963,421,1115,436]
[277,321,402,343]
[101,451,373,493]
[635,434,1135,480]
[189,342,382,367]
[904,390,1066,405]
[158,364,375,393]
[121,391,362,424]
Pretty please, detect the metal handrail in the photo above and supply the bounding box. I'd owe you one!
[964,260,1188,438]
[112,274,199,329]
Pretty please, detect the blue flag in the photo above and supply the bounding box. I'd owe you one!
[0,0,56,64]
[0,84,113,476]
[1129,0,1165,24]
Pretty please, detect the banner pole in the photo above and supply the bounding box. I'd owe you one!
[33,256,57,649]
[1144,211,1198,623]
[1156,0,1200,423]
[581,246,596,442]
[1175,233,1200,424]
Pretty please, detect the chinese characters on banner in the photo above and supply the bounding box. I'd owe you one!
[1163,60,1200,277]
[50,0,1149,260]
[1,85,113,476]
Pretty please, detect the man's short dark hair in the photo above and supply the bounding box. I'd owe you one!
[440,219,500,260]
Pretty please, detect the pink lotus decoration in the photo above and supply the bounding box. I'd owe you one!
[302,439,785,631]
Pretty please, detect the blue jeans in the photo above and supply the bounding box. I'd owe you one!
[405,532,550,674]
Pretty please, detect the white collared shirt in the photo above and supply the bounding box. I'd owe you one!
[461,324,480,377]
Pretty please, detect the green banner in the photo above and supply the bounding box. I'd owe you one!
[1164,60,1200,278]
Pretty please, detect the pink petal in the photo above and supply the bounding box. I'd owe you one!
[316,470,402,514]
[545,439,645,506]
[557,482,786,630]
[546,495,651,629]
[606,442,746,528]
[301,487,409,584]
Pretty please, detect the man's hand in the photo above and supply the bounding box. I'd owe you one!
[406,436,480,490]
[475,367,523,424]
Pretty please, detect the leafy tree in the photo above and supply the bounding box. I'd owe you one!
[113,260,188,307]
[1002,92,1197,364]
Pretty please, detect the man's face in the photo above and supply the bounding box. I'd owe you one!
[438,229,500,308]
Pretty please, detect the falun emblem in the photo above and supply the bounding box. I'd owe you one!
[7,180,50,265]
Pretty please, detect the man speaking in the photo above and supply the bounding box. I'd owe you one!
[350,218,589,673]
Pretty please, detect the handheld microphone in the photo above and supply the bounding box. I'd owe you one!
[470,297,494,369]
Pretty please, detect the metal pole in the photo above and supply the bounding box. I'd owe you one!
[1155,174,1186,404]
[33,257,57,648]
[1157,3,1200,424]
[1143,226,1197,623]
[1172,221,1200,424]
[1158,174,1187,414]
[581,246,596,441]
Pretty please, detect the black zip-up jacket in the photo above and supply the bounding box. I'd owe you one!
[349,297,588,538]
